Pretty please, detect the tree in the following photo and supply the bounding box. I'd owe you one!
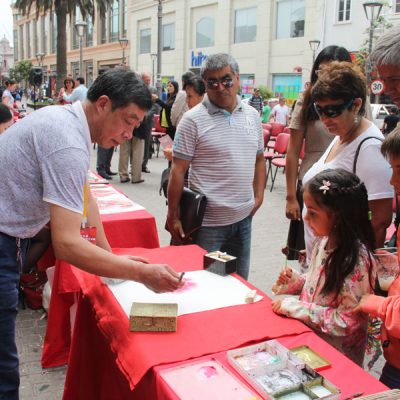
[14,0,113,90]
[9,60,32,88]
[258,85,273,100]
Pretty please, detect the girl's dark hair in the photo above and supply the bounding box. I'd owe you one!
[304,169,375,297]
[300,45,352,125]
[167,80,179,98]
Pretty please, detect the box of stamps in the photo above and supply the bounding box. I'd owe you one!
[227,340,340,400]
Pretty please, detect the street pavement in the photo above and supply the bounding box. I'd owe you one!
[16,148,384,398]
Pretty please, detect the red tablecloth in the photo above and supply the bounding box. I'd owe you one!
[61,245,312,399]
[41,209,160,368]
[154,331,388,400]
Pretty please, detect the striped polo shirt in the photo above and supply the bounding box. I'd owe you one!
[173,95,263,226]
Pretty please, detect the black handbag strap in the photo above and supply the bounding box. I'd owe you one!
[352,136,383,174]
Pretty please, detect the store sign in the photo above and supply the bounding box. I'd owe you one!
[190,51,208,67]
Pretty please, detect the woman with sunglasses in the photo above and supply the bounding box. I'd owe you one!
[301,61,393,260]
[285,46,353,262]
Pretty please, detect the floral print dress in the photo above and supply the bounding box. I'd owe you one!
[275,237,375,366]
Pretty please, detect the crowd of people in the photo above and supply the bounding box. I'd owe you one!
[0,22,400,399]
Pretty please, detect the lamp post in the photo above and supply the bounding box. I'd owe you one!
[363,1,383,102]
[309,40,321,64]
[155,0,164,98]
[75,21,87,77]
[36,52,45,66]
[118,37,129,64]
[150,53,157,86]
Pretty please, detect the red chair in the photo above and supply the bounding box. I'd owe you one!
[269,133,290,191]
[283,126,291,134]
[262,123,272,131]
[264,133,290,187]
[152,115,167,157]
[270,122,285,138]
[262,129,271,149]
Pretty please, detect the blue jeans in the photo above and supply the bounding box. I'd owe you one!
[0,233,28,400]
[195,216,252,280]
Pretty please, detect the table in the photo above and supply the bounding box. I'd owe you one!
[41,183,160,368]
[59,245,386,400]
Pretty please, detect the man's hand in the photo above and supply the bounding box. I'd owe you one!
[250,195,263,216]
[166,216,186,243]
[139,263,183,293]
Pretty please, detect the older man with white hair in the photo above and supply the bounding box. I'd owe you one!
[370,24,400,107]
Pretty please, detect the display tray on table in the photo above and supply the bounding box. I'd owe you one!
[227,340,340,399]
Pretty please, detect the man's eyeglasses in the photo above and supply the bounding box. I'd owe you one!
[206,78,234,90]
[314,99,354,118]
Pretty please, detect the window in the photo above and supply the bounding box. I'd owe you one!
[51,15,57,53]
[122,0,127,36]
[26,22,31,58]
[162,23,175,51]
[234,7,257,43]
[86,15,93,47]
[395,0,400,13]
[140,28,151,54]
[19,25,24,59]
[196,17,215,48]
[109,0,119,42]
[337,0,351,22]
[41,15,47,54]
[13,29,18,61]
[100,14,107,44]
[33,20,38,56]
[276,0,305,39]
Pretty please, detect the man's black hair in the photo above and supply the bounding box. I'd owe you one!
[0,104,12,123]
[76,77,85,85]
[87,69,152,111]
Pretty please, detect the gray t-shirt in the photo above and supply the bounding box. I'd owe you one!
[173,95,264,226]
[0,102,91,238]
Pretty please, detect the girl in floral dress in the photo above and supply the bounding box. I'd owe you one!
[272,169,376,366]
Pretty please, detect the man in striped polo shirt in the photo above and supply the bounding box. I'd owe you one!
[167,53,266,280]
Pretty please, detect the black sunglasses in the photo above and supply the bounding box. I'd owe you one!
[206,77,234,90]
[313,99,354,118]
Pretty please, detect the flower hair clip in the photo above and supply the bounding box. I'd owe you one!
[319,180,331,195]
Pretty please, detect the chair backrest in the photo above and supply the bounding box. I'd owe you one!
[262,123,272,131]
[270,122,285,137]
[274,133,290,155]
[262,129,271,148]
[154,114,166,133]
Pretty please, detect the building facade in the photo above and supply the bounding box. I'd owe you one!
[11,0,400,101]
[0,36,14,80]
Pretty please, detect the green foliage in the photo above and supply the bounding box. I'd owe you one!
[9,60,32,86]
[258,85,273,100]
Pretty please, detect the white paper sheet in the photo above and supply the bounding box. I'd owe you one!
[90,184,145,214]
[106,270,263,317]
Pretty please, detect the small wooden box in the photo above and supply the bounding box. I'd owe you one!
[204,251,237,276]
[130,302,178,332]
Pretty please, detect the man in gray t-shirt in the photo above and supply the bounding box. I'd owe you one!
[0,69,182,399]
[167,54,266,280]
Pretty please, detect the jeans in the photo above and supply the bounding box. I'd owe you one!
[0,233,29,400]
[195,215,252,280]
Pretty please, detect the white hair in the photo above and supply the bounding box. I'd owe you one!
[370,24,400,66]
[200,53,239,79]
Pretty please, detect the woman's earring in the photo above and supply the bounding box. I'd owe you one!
[354,114,360,124]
